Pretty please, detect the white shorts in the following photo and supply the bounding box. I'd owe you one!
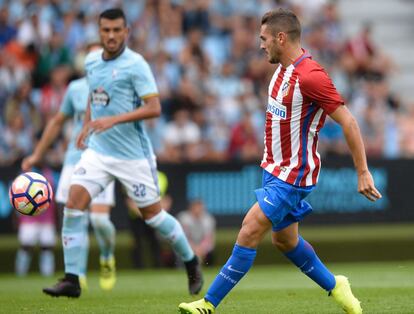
[56,164,115,206]
[18,223,56,247]
[71,149,160,208]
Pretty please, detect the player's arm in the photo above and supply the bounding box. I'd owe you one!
[329,105,382,202]
[117,95,161,122]
[76,98,92,149]
[21,112,68,171]
[89,95,161,133]
[301,68,381,202]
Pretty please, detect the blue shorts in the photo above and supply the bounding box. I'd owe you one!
[254,170,315,232]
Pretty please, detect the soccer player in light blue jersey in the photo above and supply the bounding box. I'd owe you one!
[42,8,202,298]
[22,42,118,291]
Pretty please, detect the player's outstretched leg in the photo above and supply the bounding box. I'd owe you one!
[145,209,203,294]
[330,275,362,314]
[43,208,87,298]
[90,212,116,291]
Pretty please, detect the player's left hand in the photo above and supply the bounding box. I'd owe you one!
[357,170,382,202]
[76,125,91,149]
[89,116,118,133]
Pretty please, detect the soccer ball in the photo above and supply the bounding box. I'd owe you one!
[9,172,53,216]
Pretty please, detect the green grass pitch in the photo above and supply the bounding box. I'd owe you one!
[0,261,413,313]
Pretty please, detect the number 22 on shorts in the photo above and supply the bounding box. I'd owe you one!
[132,183,146,198]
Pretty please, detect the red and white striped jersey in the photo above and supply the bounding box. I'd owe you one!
[261,50,344,186]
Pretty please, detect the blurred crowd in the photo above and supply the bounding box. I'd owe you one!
[0,0,413,167]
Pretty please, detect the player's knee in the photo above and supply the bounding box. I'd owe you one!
[237,225,261,248]
[66,197,87,210]
[90,204,111,214]
[272,236,297,252]
[66,185,91,209]
[140,202,162,220]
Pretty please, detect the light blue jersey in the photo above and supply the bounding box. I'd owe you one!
[84,47,158,160]
[59,77,89,165]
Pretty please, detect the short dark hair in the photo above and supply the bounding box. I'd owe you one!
[99,8,127,26]
[261,9,301,41]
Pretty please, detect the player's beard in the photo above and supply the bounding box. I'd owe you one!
[105,40,121,53]
[104,40,125,57]
[268,44,281,64]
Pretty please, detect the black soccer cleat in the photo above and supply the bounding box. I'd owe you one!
[43,275,81,298]
[184,256,204,295]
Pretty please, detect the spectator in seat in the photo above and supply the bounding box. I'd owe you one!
[178,200,216,266]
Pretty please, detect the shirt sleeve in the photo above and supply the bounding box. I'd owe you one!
[131,57,159,99]
[59,84,74,117]
[300,68,344,114]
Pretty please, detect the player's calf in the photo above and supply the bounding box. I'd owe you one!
[145,209,204,294]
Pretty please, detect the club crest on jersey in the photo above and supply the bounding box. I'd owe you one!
[267,97,287,119]
[91,87,110,106]
[74,167,86,175]
[281,81,291,97]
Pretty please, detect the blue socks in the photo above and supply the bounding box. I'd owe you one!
[90,212,116,260]
[202,237,333,309]
[205,244,257,307]
[145,210,194,262]
[62,208,87,276]
[284,236,336,291]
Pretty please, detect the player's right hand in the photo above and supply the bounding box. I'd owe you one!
[357,170,382,202]
[76,124,91,150]
[21,154,40,172]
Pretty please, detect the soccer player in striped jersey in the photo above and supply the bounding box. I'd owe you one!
[179,9,381,314]
[42,8,202,298]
